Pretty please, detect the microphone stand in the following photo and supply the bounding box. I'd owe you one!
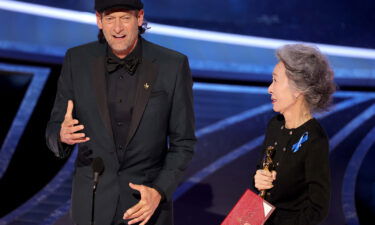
[91,178,98,225]
[91,157,104,225]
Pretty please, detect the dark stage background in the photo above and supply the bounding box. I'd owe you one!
[0,0,375,224]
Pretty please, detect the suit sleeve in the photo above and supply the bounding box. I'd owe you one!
[297,136,331,225]
[45,50,75,158]
[151,56,196,202]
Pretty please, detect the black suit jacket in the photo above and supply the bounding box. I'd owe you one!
[46,38,196,225]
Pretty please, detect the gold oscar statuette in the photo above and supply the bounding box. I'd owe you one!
[259,146,275,199]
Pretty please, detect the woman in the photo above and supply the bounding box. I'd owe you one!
[254,44,335,225]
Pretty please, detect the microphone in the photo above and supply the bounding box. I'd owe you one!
[91,157,104,225]
[92,157,104,190]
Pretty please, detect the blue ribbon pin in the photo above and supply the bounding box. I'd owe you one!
[292,132,309,153]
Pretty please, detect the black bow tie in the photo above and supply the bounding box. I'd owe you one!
[106,56,140,75]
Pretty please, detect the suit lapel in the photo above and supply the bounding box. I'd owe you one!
[91,47,114,141]
[125,41,158,147]
[89,39,159,149]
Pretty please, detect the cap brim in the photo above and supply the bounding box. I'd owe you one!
[96,4,142,12]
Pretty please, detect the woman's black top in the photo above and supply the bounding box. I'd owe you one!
[258,114,330,225]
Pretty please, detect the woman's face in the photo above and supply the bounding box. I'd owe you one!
[268,62,300,114]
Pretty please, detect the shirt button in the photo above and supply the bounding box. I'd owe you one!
[119,99,122,103]
[120,75,124,79]
[274,142,278,146]
[289,131,293,135]
[119,145,123,150]
[267,192,271,196]
[276,162,279,166]
[117,122,123,126]
[281,125,284,130]
[283,147,286,152]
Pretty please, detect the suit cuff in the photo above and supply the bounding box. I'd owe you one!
[57,135,73,158]
[148,183,166,202]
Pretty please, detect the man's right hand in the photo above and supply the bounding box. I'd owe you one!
[60,100,90,145]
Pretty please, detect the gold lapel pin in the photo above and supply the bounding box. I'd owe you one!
[144,83,150,90]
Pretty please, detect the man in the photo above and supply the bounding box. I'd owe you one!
[45,0,196,224]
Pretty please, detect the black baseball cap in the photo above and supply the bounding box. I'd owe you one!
[95,0,144,12]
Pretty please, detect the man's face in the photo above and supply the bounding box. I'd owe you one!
[96,9,144,58]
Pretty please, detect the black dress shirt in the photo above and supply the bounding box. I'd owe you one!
[106,39,142,163]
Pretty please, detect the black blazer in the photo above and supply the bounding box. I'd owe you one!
[46,38,196,225]
[257,115,330,225]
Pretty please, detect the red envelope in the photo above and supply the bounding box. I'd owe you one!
[221,189,275,225]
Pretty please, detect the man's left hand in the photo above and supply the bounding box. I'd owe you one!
[124,183,161,225]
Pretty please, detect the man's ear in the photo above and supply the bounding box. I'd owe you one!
[137,9,144,27]
[96,11,103,29]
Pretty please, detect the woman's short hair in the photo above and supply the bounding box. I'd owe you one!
[276,44,336,112]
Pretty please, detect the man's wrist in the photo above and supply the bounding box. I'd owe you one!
[147,184,166,202]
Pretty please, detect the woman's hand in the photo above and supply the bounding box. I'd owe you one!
[254,169,277,191]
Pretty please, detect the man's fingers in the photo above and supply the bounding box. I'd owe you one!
[129,182,142,192]
[71,137,90,144]
[62,137,90,145]
[64,100,74,119]
[60,119,89,145]
[139,215,151,225]
[126,207,145,220]
[63,119,80,127]
[61,131,86,140]
[128,214,147,225]
[68,132,87,139]
[64,135,89,142]
[63,125,85,134]
[124,185,160,224]
[71,124,84,133]
[59,102,91,145]
[124,202,143,219]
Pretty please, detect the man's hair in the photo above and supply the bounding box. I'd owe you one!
[97,10,149,43]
